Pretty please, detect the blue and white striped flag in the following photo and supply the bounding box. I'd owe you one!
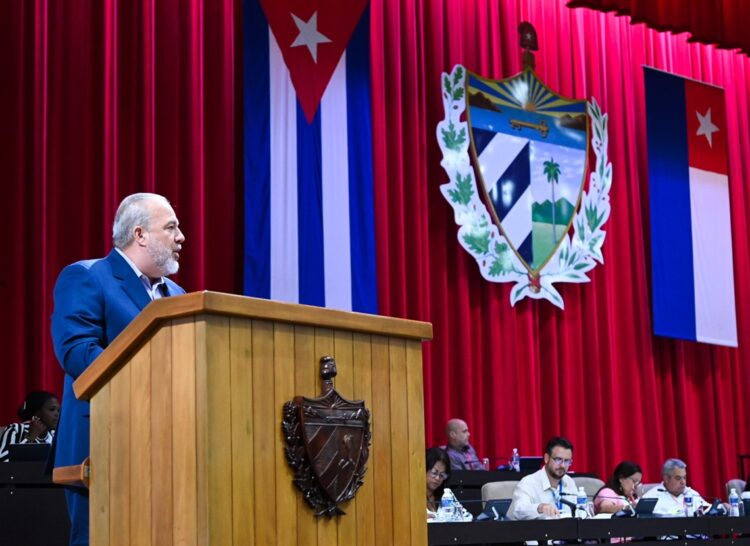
[243,0,377,313]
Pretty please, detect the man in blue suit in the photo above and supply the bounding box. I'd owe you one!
[51,193,186,546]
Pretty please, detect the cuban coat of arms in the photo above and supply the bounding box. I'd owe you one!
[282,356,370,517]
[437,24,612,309]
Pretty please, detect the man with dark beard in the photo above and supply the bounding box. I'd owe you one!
[51,193,186,545]
[508,436,578,519]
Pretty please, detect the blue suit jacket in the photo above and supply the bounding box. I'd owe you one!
[51,250,185,468]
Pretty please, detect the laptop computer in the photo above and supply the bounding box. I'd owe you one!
[476,499,512,521]
[7,443,51,462]
[518,456,543,472]
[634,497,658,518]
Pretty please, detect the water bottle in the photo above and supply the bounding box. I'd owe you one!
[440,488,456,521]
[576,486,588,518]
[511,448,520,472]
[729,488,740,517]
[684,490,694,517]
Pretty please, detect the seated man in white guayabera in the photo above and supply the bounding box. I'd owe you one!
[641,458,710,517]
[508,436,578,519]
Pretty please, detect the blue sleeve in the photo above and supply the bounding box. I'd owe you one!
[51,263,106,379]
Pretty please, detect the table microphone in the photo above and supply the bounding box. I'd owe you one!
[559,498,581,514]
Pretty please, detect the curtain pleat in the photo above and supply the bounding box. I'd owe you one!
[0,0,240,428]
[1,0,748,498]
[568,0,750,55]
[370,0,750,497]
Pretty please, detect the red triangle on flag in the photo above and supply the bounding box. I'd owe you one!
[260,0,368,123]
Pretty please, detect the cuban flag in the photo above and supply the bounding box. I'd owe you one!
[243,0,377,313]
[645,68,737,347]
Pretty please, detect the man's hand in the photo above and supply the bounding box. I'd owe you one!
[537,503,560,517]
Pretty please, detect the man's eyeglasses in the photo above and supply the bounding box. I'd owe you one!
[428,469,449,480]
[551,457,573,466]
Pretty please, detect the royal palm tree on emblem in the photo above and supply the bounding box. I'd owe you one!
[543,157,561,241]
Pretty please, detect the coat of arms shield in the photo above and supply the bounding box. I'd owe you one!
[466,69,589,273]
[282,356,370,517]
[437,27,612,309]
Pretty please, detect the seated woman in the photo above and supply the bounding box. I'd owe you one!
[0,390,60,462]
[426,446,451,520]
[594,460,643,514]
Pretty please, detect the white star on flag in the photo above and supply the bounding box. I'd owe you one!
[290,11,331,63]
[696,107,719,147]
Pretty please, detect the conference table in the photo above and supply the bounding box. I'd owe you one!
[0,461,70,545]
[446,470,599,517]
[429,515,750,545]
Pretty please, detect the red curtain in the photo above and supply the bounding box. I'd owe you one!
[2,0,749,499]
[567,0,750,56]
[369,0,750,498]
[0,0,240,420]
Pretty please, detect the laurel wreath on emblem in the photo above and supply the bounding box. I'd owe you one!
[437,64,612,309]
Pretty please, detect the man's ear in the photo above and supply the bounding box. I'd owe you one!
[133,226,147,246]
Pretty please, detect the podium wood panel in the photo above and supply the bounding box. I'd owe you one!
[371,336,394,545]
[252,319,276,545]
[171,318,198,546]
[72,292,431,546]
[229,317,254,545]
[407,339,428,543]
[389,339,411,543]
[274,322,297,546]
[352,333,376,546]
[294,325,319,546]
[89,384,109,546]
[129,348,151,546]
[110,361,131,546]
[150,326,172,546]
[334,329,356,546]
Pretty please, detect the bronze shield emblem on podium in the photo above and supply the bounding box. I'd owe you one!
[283,356,371,517]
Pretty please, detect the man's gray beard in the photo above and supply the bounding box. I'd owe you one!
[148,242,179,276]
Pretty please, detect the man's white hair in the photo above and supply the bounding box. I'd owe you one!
[112,193,171,249]
[662,458,686,477]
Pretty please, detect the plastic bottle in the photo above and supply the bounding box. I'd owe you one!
[440,488,456,521]
[511,448,520,472]
[576,486,588,518]
[684,490,694,517]
[729,487,740,517]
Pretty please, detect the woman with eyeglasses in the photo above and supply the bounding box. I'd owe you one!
[593,460,643,514]
[426,447,452,519]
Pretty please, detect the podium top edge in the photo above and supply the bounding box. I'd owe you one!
[73,291,433,400]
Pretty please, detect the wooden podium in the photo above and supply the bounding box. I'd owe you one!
[64,291,432,545]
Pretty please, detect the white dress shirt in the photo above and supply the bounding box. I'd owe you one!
[641,484,710,516]
[508,468,578,520]
[114,248,167,300]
